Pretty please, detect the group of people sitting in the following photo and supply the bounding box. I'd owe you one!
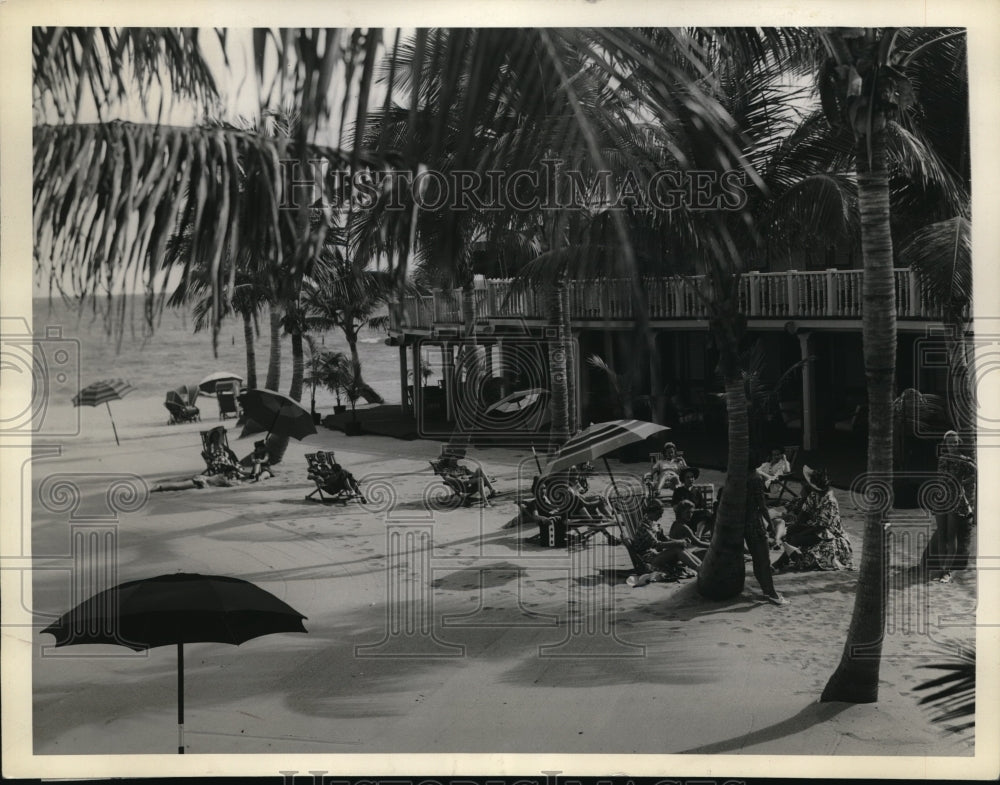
[153,432,273,491]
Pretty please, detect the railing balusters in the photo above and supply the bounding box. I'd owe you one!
[393,268,941,329]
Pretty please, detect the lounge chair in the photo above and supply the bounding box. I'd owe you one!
[216,380,240,421]
[199,426,245,477]
[430,450,497,507]
[607,495,656,573]
[769,445,804,505]
[165,392,200,424]
[305,452,366,503]
[519,474,618,547]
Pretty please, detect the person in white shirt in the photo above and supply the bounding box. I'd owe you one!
[755,448,791,490]
[650,442,687,494]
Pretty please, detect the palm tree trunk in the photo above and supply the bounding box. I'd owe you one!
[242,310,258,390]
[547,276,571,452]
[822,132,896,703]
[696,373,750,599]
[289,331,304,402]
[562,282,577,434]
[265,306,282,391]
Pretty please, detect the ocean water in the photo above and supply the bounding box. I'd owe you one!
[30,295,404,439]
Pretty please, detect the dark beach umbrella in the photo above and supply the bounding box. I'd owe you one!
[198,371,243,396]
[543,419,670,492]
[240,388,317,440]
[72,379,135,445]
[42,572,308,754]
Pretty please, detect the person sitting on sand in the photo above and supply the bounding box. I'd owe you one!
[649,442,687,494]
[668,499,711,559]
[244,440,274,481]
[627,497,702,574]
[755,448,791,490]
[771,466,853,572]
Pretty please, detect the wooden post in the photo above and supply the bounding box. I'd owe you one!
[442,344,454,422]
[908,268,921,318]
[748,272,761,317]
[799,331,817,451]
[399,342,410,417]
[411,341,422,422]
[786,271,799,316]
[825,269,838,316]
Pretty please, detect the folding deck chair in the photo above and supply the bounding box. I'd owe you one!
[769,445,803,505]
[608,494,656,574]
[199,426,242,476]
[305,452,366,503]
[430,448,497,507]
[216,380,241,421]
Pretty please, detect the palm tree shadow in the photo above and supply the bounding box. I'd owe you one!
[677,700,853,753]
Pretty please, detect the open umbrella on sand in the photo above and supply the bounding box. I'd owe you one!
[42,572,308,754]
[198,371,243,396]
[543,419,670,492]
[240,388,317,440]
[72,379,135,445]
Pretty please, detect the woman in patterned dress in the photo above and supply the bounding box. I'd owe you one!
[771,466,853,572]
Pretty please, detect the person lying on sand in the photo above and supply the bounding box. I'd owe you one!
[153,441,264,491]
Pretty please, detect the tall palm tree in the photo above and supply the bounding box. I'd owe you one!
[302,244,397,401]
[811,27,968,704]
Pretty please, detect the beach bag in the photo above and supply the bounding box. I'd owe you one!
[538,518,567,547]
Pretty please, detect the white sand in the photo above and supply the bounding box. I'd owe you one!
[28,396,977,762]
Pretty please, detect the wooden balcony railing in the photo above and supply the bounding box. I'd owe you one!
[389,268,942,331]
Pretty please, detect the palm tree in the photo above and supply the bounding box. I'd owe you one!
[811,27,968,704]
[302,244,397,402]
[899,217,973,436]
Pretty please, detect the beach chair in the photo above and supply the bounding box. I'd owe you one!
[769,445,804,505]
[305,452,366,503]
[519,474,618,546]
[199,426,242,476]
[608,494,655,573]
[430,449,496,507]
[164,392,200,424]
[216,380,240,421]
[642,450,685,500]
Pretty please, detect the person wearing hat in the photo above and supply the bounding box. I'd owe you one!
[771,466,853,572]
[670,466,701,507]
[649,442,687,495]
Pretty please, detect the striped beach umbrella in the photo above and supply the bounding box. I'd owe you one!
[543,419,670,491]
[72,379,135,445]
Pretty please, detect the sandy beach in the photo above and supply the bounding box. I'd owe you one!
[23,393,978,765]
